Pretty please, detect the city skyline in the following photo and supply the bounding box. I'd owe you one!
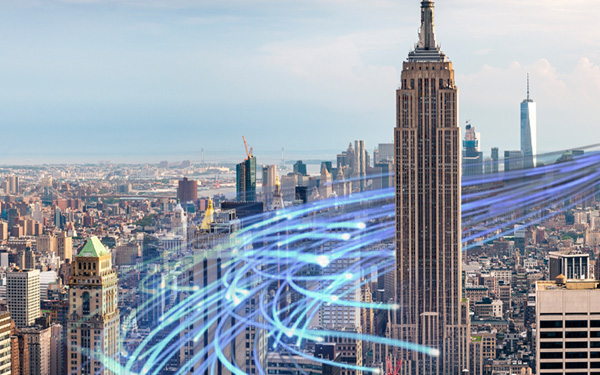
[0,0,598,163]
[1,1,600,374]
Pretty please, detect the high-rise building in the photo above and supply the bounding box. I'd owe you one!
[270,176,285,211]
[10,332,19,375]
[172,203,188,241]
[536,277,600,374]
[113,242,141,266]
[521,74,537,169]
[16,329,30,375]
[334,167,350,197]
[469,332,496,375]
[20,324,51,375]
[336,153,348,170]
[54,207,63,229]
[319,244,360,330]
[177,177,198,203]
[372,162,393,190]
[179,220,267,374]
[504,150,524,172]
[319,165,333,199]
[321,161,332,173]
[346,143,355,172]
[50,324,64,375]
[33,202,43,224]
[0,222,7,241]
[491,147,499,174]
[137,263,165,330]
[376,143,394,164]
[0,311,11,375]
[354,140,366,191]
[236,156,257,202]
[462,123,483,176]
[281,174,298,202]
[57,231,72,262]
[393,1,469,373]
[262,165,278,208]
[549,250,590,280]
[67,237,120,375]
[322,328,363,372]
[7,269,41,328]
[4,176,18,195]
[293,160,307,176]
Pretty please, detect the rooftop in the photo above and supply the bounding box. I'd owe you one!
[77,236,110,258]
[537,279,599,291]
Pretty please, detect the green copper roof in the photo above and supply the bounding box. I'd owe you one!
[78,236,110,257]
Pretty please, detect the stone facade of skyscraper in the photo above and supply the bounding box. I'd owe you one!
[0,311,10,375]
[319,165,333,199]
[20,325,51,375]
[392,1,469,373]
[521,75,537,169]
[67,237,120,375]
[57,231,72,262]
[269,175,285,210]
[354,140,366,191]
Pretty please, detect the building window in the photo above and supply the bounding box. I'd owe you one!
[540,331,562,339]
[565,320,588,328]
[566,352,588,359]
[540,320,563,328]
[565,331,588,339]
[82,291,91,316]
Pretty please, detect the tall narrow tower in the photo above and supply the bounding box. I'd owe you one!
[67,237,120,375]
[393,1,469,374]
[521,74,537,168]
[236,156,257,202]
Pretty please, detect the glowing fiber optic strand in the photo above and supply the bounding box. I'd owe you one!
[100,147,600,375]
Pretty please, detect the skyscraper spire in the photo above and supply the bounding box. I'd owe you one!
[522,73,537,168]
[418,0,437,50]
[408,0,447,62]
[527,73,530,101]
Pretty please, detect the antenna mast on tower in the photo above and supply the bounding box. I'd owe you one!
[527,73,530,101]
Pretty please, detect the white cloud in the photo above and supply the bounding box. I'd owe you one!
[259,32,400,112]
[473,48,493,56]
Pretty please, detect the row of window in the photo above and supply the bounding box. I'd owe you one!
[541,341,600,349]
[540,320,600,328]
[540,331,600,339]
[540,362,600,369]
[541,352,600,359]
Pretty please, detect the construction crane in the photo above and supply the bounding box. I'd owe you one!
[242,136,253,160]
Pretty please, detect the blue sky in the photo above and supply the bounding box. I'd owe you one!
[1,0,599,164]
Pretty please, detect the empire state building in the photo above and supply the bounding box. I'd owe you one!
[393,1,469,374]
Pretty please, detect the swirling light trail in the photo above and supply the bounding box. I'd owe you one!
[78,147,600,374]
